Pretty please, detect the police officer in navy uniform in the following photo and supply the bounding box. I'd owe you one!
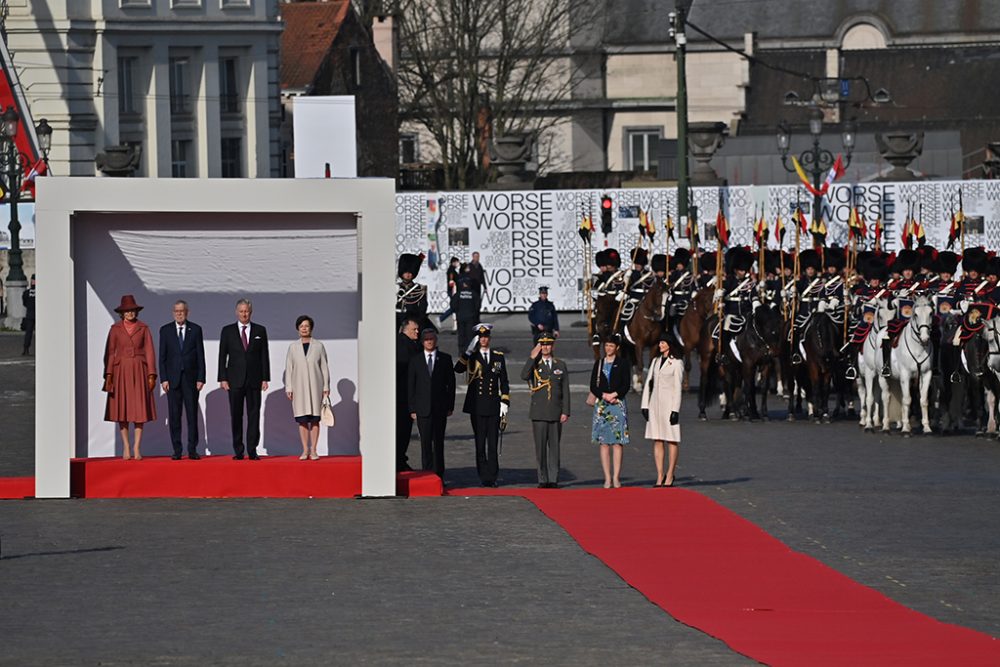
[452,266,481,354]
[454,323,510,487]
[528,286,560,340]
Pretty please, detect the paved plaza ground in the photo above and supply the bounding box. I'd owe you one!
[1,313,998,664]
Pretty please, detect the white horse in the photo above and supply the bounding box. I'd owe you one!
[857,299,893,431]
[878,296,934,435]
[982,315,1000,436]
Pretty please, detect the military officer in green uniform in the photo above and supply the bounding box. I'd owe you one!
[520,332,570,488]
[454,323,510,487]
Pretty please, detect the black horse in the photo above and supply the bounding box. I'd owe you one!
[791,311,842,423]
[720,303,783,421]
[940,319,991,434]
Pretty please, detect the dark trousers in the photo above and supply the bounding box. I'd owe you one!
[532,420,562,484]
[168,377,200,456]
[457,318,477,355]
[229,384,262,456]
[396,408,413,469]
[470,414,500,485]
[416,414,447,476]
[22,318,34,352]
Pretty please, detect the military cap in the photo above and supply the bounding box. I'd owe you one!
[475,323,493,337]
[536,332,556,344]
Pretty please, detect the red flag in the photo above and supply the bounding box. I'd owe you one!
[716,208,730,247]
[794,207,809,233]
[21,158,47,200]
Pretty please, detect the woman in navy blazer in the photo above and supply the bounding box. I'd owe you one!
[589,335,632,488]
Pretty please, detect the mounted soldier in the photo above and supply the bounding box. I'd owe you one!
[665,247,695,324]
[790,249,823,365]
[396,253,430,330]
[715,246,756,361]
[616,247,656,329]
[844,255,889,380]
[881,249,922,377]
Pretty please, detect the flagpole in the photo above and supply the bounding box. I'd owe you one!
[959,187,966,255]
[789,194,802,358]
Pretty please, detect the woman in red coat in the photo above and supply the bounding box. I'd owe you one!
[103,295,157,460]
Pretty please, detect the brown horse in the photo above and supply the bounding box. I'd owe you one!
[679,287,719,419]
[591,292,619,359]
[623,278,668,390]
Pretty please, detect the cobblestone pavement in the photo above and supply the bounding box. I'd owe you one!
[1,312,998,663]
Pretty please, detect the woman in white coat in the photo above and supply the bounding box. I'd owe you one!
[641,333,684,486]
[285,315,331,460]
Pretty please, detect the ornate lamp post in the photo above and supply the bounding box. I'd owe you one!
[777,107,855,219]
[2,106,52,327]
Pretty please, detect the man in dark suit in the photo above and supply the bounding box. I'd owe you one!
[218,298,270,460]
[159,300,207,460]
[407,328,455,478]
[454,323,509,487]
[396,317,421,471]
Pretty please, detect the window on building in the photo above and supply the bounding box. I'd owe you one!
[221,137,243,177]
[118,57,139,115]
[626,128,661,172]
[171,139,191,178]
[400,133,418,164]
[219,57,240,114]
[350,47,362,88]
[169,57,191,115]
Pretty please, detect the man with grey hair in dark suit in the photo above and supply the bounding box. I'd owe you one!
[218,298,270,460]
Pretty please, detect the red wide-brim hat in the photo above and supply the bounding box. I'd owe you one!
[114,294,144,313]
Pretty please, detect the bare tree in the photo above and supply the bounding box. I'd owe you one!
[397,0,599,189]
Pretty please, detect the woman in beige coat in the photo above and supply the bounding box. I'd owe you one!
[641,333,684,486]
[284,315,331,460]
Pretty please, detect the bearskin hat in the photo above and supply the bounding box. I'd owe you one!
[651,253,667,273]
[863,255,889,282]
[824,245,845,270]
[936,251,959,276]
[918,245,939,271]
[606,248,622,269]
[594,249,608,267]
[962,247,988,275]
[630,247,649,267]
[725,246,754,274]
[799,249,821,272]
[986,257,1000,279]
[894,249,920,274]
[764,250,782,275]
[671,247,691,269]
[397,253,423,279]
[700,251,716,271]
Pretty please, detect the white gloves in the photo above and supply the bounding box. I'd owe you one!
[959,299,970,313]
[615,291,626,302]
[499,402,509,418]
[713,289,724,302]
[465,336,479,356]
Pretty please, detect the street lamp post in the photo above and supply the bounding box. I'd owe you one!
[2,106,52,328]
[777,107,855,221]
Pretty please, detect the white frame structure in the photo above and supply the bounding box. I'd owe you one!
[34,177,397,498]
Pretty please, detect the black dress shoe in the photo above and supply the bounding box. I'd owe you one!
[171,454,182,461]
[547,482,559,489]
[188,452,201,460]
[248,453,261,460]
[232,455,244,460]
[538,483,547,489]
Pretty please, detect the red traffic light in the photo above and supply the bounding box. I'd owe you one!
[601,196,613,209]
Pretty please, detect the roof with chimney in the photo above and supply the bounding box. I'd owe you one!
[280,0,352,92]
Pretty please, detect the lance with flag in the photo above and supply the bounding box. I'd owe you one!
[580,207,595,338]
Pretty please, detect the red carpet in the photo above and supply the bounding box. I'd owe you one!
[396,470,444,497]
[450,486,1000,666]
[0,476,33,499]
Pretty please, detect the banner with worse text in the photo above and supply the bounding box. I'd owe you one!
[396,180,1000,313]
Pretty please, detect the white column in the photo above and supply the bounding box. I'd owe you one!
[147,42,172,177]
[246,41,272,177]
[199,44,222,178]
[34,201,74,498]
[94,35,116,161]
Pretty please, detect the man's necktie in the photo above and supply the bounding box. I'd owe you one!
[546,359,551,371]
[241,325,249,351]
[178,326,184,344]
[427,353,433,375]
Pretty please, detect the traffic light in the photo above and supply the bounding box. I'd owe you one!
[600,195,613,235]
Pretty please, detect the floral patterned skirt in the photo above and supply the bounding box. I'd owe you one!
[591,398,629,446]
